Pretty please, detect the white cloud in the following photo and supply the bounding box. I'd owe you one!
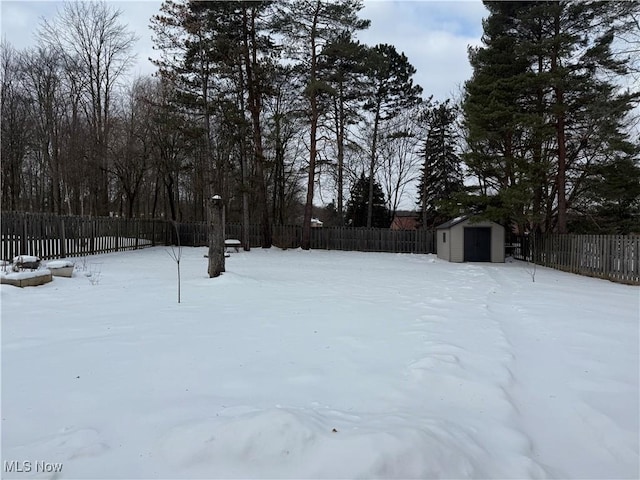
[110,1,161,77]
[359,0,487,101]
[1,0,161,78]
[1,0,487,99]
[1,1,57,49]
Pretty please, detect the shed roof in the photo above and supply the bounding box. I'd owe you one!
[435,215,469,230]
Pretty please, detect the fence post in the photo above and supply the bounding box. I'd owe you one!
[20,215,28,255]
[115,219,120,252]
[90,219,96,255]
[635,236,640,284]
[59,217,67,258]
[604,235,611,280]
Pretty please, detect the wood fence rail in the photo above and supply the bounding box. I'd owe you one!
[509,234,640,285]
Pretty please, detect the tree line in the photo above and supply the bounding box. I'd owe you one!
[2,0,638,250]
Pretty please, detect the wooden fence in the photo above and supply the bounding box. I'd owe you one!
[4,212,636,284]
[1,212,173,261]
[1,213,435,261]
[176,222,435,254]
[509,234,640,285]
[310,227,435,253]
[176,223,303,249]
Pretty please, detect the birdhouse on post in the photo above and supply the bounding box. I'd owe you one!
[208,195,225,278]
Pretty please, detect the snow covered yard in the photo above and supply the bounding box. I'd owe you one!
[1,247,638,479]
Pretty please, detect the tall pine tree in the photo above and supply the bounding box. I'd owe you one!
[320,32,369,225]
[416,100,464,228]
[275,0,369,249]
[362,43,422,228]
[463,0,639,233]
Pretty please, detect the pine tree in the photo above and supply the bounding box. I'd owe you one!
[275,0,369,249]
[463,0,639,233]
[345,173,390,228]
[462,1,541,232]
[152,1,277,244]
[151,0,220,219]
[572,156,640,234]
[416,100,464,228]
[362,43,422,228]
[320,32,369,224]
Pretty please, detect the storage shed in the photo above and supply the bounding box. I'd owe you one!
[436,216,505,263]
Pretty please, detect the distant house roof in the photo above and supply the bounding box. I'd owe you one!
[390,212,419,230]
[435,215,470,230]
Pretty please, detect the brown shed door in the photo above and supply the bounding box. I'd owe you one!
[464,227,491,262]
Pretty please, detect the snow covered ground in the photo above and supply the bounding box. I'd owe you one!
[1,247,638,479]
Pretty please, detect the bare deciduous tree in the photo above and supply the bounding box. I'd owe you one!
[0,42,31,211]
[21,46,65,214]
[378,108,423,219]
[38,1,137,216]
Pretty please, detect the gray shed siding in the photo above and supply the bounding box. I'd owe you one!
[437,218,505,263]
[436,229,450,261]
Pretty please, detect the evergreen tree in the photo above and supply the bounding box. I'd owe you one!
[463,0,639,233]
[362,43,422,227]
[275,0,369,249]
[463,1,546,232]
[151,0,221,219]
[152,1,277,244]
[571,156,640,234]
[416,100,464,228]
[320,32,369,224]
[345,173,390,228]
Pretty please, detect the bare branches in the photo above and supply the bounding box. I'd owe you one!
[166,222,183,303]
[37,1,138,216]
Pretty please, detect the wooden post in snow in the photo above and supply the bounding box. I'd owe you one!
[208,195,225,278]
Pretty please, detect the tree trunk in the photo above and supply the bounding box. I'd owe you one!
[553,11,568,234]
[241,149,251,251]
[302,99,318,250]
[367,107,381,228]
[336,89,345,225]
[555,99,567,234]
[235,56,252,251]
[208,196,225,278]
[301,3,321,251]
[243,7,271,248]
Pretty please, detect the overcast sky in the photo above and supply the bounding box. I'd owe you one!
[1,0,488,102]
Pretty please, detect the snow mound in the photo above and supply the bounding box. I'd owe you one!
[13,255,40,263]
[11,427,109,463]
[157,408,316,472]
[0,269,51,280]
[47,260,74,269]
[155,407,547,478]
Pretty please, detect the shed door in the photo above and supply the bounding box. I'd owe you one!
[464,227,491,262]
